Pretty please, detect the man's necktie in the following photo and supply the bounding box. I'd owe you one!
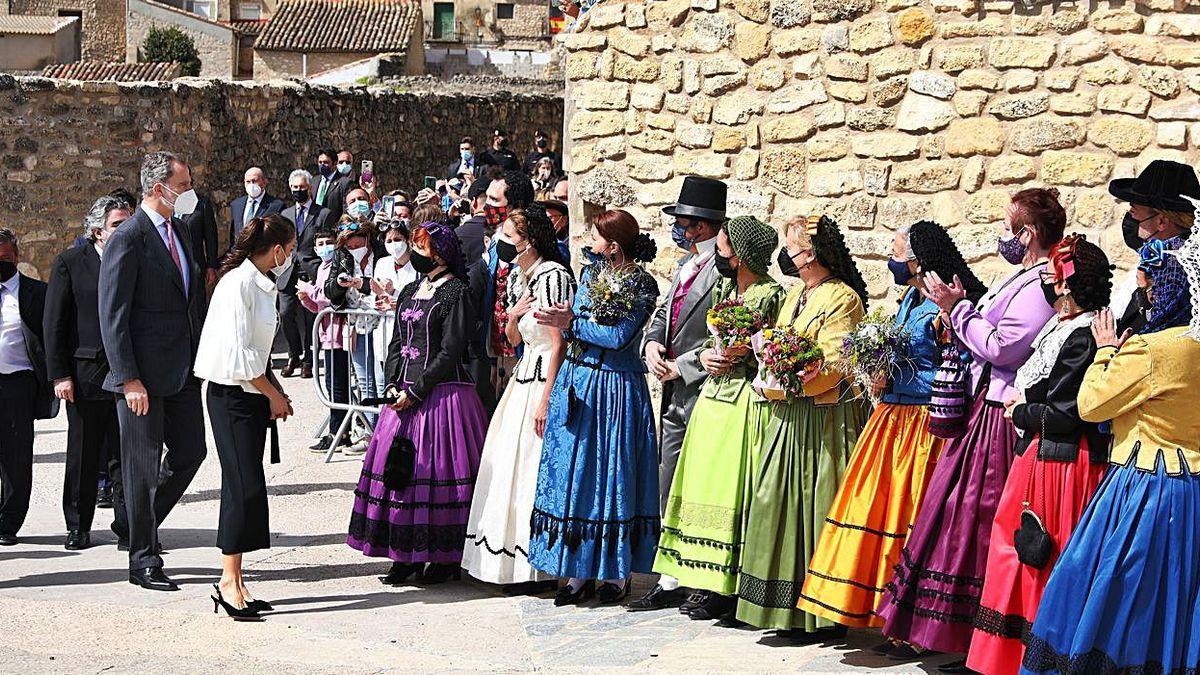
[243,198,257,227]
[165,221,184,280]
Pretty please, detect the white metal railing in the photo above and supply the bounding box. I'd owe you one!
[310,306,391,463]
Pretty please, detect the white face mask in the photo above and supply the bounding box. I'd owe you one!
[271,247,293,278]
[162,185,198,216]
[350,246,370,263]
[385,241,409,259]
[245,182,264,199]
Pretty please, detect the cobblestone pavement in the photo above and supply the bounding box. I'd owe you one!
[0,361,952,674]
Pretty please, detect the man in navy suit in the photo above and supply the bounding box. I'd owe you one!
[99,152,208,591]
[227,166,285,255]
[279,169,332,379]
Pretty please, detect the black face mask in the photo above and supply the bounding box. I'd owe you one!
[496,237,524,264]
[292,189,309,204]
[777,248,800,278]
[536,139,548,149]
[410,250,438,275]
[714,252,738,279]
[0,260,15,282]
[1122,212,1149,251]
[1040,280,1061,308]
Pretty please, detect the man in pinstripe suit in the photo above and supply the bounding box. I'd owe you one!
[99,152,208,591]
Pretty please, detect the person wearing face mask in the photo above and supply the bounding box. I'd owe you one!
[1020,226,1200,675]
[483,129,521,172]
[798,221,986,647]
[343,187,386,261]
[370,220,418,388]
[964,236,1113,675]
[527,209,660,607]
[321,149,358,221]
[652,216,784,625]
[228,167,285,259]
[98,151,208,590]
[878,189,1064,670]
[531,157,557,193]
[279,169,333,380]
[0,228,55,547]
[1106,160,1200,335]
[734,215,869,642]
[538,197,572,267]
[297,226,353,453]
[43,196,135,551]
[348,222,486,586]
[194,214,296,620]
[325,216,381,435]
[456,176,492,268]
[447,136,486,180]
[462,205,575,593]
[523,129,562,176]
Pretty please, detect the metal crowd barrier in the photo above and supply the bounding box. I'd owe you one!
[311,306,391,464]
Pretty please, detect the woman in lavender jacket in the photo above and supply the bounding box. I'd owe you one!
[878,188,1065,669]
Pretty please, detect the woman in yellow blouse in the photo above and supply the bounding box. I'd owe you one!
[734,215,870,641]
[1021,232,1200,675]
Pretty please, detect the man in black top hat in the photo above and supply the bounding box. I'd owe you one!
[628,176,726,612]
[1108,159,1200,333]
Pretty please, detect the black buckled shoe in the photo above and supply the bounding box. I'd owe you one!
[64,530,90,550]
[380,562,422,586]
[96,484,114,509]
[687,593,735,621]
[678,590,710,614]
[129,567,179,592]
[596,579,630,605]
[627,584,687,612]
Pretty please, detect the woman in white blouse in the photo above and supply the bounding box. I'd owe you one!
[194,214,296,621]
[370,219,418,388]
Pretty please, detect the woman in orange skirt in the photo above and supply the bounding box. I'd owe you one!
[797,221,986,634]
[966,236,1114,675]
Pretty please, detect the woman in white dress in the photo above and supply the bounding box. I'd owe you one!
[462,204,575,593]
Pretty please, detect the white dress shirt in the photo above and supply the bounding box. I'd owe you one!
[141,203,190,295]
[0,273,32,374]
[370,255,418,364]
[679,235,718,281]
[193,258,278,394]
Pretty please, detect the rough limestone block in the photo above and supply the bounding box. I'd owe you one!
[766,81,829,113]
[734,150,761,179]
[937,44,986,72]
[812,102,847,128]
[713,127,747,152]
[808,130,850,160]
[1081,60,1133,86]
[850,132,922,159]
[826,54,869,81]
[987,93,1050,120]
[588,2,627,29]
[631,84,667,111]
[988,37,1056,69]
[770,0,810,28]
[961,157,985,192]
[1086,117,1155,156]
[679,13,735,53]
[774,28,822,56]
[849,16,894,53]
[610,29,651,57]
[987,155,1037,184]
[895,92,956,132]
[1148,101,1200,121]
[1043,70,1079,92]
[812,0,873,23]
[823,25,850,53]
[958,69,1001,91]
[908,71,956,99]
[752,62,788,90]
[1091,9,1144,33]
[1059,32,1108,66]
[892,160,962,193]
[712,95,765,124]
[874,76,909,107]
[896,8,935,45]
[1137,67,1180,98]
[846,107,896,131]
[1156,122,1187,148]
[877,197,932,230]
[735,21,773,63]
[677,123,715,148]
[631,129,677,153]
[574,81,632,110]
[807,159,864,196]
[945,117,1006,156]
[1050,92,1098,115]
[1040,151,1115,186]
[872,47,917,79]
[952,90,990,117]
[762,116,816,142]
[569,111,626,139]
[626,2,648,28]
[1010,118,1086,155]
[938,17,1007,39]
[1097,86,1152,116]
[761,146,808,197]
[733,0,770,22]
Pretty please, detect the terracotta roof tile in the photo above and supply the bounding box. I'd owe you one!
[224,19,268,36]
[0,15,77,35]
[255,0,420,53]
[40,61,182,82]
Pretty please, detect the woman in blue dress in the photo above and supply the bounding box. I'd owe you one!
[530,208,661,606]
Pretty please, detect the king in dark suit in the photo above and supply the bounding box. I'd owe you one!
[228,167,285,257]
[0,229,57,546]
[99,152,208,590]
[44,195,135,550]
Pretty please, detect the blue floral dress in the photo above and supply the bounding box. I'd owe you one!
[528,260,661,580]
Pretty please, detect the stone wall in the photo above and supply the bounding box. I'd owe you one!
[562,0,1200,294]
[0,75,564,279]
[7,0,126,62]
[127,0,239,79]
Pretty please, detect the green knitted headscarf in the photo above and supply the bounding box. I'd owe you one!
[724,215,778,276]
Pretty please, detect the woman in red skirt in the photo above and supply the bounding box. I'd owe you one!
[966,235,1114,675]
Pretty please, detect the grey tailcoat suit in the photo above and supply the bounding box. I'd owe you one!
[99,207,208,570]
[642,252,719,514]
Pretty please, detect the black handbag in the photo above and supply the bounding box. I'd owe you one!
[382,433,416,492]
[1014,409,1054,569]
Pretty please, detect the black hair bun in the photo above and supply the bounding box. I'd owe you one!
[629,232,658,263]
[1066,238,1113,312]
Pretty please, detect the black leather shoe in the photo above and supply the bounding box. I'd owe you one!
[937,658,976,674]
[714,609,747,628]
[96,485,114,509]
[687,593,735,620]
[64,530,90,550]
[0,532,16,546]
[553,580,596,607]
[596,579,630,604]
[281,358,299,378]
[380,562,422,586]
[417,563,461,585]
[679,589,710,613]
[129,567,179,591]
[627,584,686,612]
[780,624,848,645]
[309,435,333,452]
[246,599,274,612]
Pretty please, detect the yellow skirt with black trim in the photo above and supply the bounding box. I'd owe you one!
[796,402,941,628]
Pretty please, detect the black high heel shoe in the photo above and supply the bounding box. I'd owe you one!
[596,579,630,604]
[554,580,596,606]
[211,584,262,621]
[381,562,422,586]
[418,563,461,585]
[245,598,274,612]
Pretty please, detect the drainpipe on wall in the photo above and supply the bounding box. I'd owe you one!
[302,53,308,78]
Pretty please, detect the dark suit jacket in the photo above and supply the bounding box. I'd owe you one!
[12,273,55,419]
[455,214,488,268]
[446,156,487,180]
[43,244,111,400]
[99,207,207,397]
[482,147,520,172]
[323,173,357,221]
[280,201,332,290]
[228,192,286,254]
[179,193,220,270]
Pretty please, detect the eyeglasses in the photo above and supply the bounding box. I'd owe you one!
[338,222,361,233]
[378,219,409,232]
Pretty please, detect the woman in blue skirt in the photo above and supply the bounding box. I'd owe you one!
[529,209,660,606]
[1022,231,1200,674]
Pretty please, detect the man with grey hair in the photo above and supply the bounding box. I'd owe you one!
[99,151,207,590]
[44,195,133,550]
[278,167,331,378]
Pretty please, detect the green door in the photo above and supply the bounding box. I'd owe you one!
[433,3,456,40]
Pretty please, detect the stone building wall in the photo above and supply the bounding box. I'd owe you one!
[0,75,563,279]
[127,0,239,78]
[7,0,126,62]
[562,0,1200,294]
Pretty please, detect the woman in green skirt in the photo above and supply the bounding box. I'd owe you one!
[735,215,870,642]
[653,216,785,623]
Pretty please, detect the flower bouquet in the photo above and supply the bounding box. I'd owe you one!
[707,298,767,360]
[841,308,911,402]
[751,327,824,401]
[582,262,655,326]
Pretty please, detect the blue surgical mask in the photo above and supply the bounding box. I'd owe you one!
[348,201,371,218]
[671,224,692,251]
[441,194,454,212]
[888,258,914,285]
[460,149,473,162]
[316,244,335,262]
[337,162,352,175]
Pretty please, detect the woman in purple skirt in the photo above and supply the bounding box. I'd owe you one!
[877,189,1065,671]
[347,222,487,585]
